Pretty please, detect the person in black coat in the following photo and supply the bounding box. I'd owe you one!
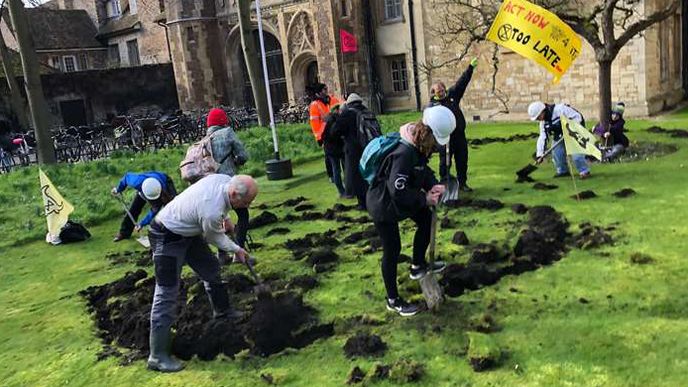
[427,58,477,191]
[333,93,371,208]
[321,106,346,196]
[366,106,455,317]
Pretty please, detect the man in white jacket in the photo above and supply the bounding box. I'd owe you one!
[528,101,591,178]
[146,174,258,372]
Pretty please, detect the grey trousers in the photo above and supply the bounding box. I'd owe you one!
[149,226,222,331]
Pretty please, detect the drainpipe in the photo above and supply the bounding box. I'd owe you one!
[408,0,422,112]
[156,21,172,62]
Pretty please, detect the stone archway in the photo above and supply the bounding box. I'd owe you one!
[290,51,318,102]
[225,25,288,108]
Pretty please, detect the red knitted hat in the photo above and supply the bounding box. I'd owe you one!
[207,108,228,128]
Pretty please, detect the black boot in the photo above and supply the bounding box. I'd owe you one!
[147,327,184,372]
[206,283,244,320]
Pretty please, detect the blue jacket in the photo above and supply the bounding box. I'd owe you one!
[115,171,170,227]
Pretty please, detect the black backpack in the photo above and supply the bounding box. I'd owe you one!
[356,109,382,147]
[59,221,91,244]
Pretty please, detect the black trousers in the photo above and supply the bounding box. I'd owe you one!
[233,207,249,248]
[439,130,468,185]
[374,207,432,299]
[119,193,149,237]
[344,147,367,207]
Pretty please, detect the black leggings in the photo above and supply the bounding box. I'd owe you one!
[374,207,432,299]
[233,207,249,248]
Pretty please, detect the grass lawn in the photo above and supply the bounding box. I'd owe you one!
[0,108,687,386]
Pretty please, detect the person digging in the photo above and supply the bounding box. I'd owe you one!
[528,101,591,179]
[366,105,455,317]
[111,171,177,242]
[147,174,257,372]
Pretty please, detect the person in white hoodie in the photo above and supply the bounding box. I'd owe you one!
[146,174,257,372]
[528,101,591,179]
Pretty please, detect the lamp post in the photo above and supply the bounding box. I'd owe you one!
[256,0,293,180]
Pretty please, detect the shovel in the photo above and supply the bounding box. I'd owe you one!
[442,143,460,204]
[114,193,151,248]
[419,206,444,311]
[515,138,563,182]
[244,257,272,299]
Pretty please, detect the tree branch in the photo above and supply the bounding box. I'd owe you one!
[614,1,679,53]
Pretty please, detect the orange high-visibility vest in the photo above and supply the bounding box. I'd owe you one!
[309,95,341,142]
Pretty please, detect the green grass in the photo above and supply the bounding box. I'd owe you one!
[1,108,687,386]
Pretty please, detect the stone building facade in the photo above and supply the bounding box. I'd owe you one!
[167,0,685,120]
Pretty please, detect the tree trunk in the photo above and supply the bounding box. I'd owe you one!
[7,0,55,164]
[237,0,270,127]
[0,23,30,131]
[597,59,612,133]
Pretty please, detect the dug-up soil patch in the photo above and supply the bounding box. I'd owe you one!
[79,270,333,363]
[343,333,387,358]
[469,132,539,146]
[106,250,152,267]
[249,211,279,229]
[441,206,570,297]
[612,188,636,198]
[445,198,504,211]
[571,190,597,200]
[646,126,688,138]
[574,223,614,249]
[614,141,679,163]
[347,359,425,384]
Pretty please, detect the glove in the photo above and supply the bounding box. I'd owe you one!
[134,224,142,233]
[470,58,478,68]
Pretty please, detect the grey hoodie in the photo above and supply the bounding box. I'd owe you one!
[207,125,249,176]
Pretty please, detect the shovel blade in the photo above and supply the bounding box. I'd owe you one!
[442,175,460,204]
[136,235,150,248]
[419,273,444,311]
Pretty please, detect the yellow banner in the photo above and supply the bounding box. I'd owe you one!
[561,116,602,161]
[39,169,74,236]
[486,0,582,83]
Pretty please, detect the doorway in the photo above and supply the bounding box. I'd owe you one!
[60,100,88,127]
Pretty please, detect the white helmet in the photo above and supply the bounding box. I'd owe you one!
[141,178,162,200]
[422,105,456,146]
[528,101,546,121]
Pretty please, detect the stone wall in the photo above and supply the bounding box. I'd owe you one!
[0,64,179,126]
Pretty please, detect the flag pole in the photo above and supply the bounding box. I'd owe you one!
[566,155,580,201]
[255,0,279,160]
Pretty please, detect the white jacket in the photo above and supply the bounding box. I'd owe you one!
[156,174,240,253]
[536,104,583,157]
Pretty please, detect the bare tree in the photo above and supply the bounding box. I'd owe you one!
[7,0,55,163]
[0,1,30,130]
[429,0,680,127]
[237,0,270,127]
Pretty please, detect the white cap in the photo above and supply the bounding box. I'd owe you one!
[422,105,456,146]
[528,101,546,121]
[141,178,162,200]
[346,93,363,104]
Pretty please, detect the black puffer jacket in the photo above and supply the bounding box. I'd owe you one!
[427,64,473,134]
[367,141,437,223]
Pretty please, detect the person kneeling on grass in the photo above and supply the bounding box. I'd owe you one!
[593,102,629,162]
[366,106,455,317]
[528,101,591,179]
[111,171,177,242]
[147,174,257,372]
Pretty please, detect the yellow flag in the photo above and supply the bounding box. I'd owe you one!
[560,116,602,161]
[486,0,582,83]
[39,169,74,236]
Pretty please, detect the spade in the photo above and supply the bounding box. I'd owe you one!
[516,138,563,182]
[245,258,272,299]
[420,207,444,311]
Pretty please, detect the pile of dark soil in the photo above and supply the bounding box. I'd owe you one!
[571,190,597,200]
[343,226,377,244]
[285,231,339,260]
[574,223,614,249]
[615,142,679,163]
[294,204,316,212]
[511,204,529,214]
[249,211,279,229]
[286,275,319,291]
[307,248,339,266]
[446,198,504,211]
[613,188,636,198]
[440,216,456,229]
[442,206,570,297]
[347,366,366,384]
[343,333,387,358]
[647,126,688,138]
[452,231,470,246]
[106,250,151,267]
[469,132,538,146]
[630,252,654,265]
[332,203,359,212]
[284,208,369,224]
[274,196,308,208]
[266,227,291,237]
[533,182,558,190]
[80,270,333,362]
